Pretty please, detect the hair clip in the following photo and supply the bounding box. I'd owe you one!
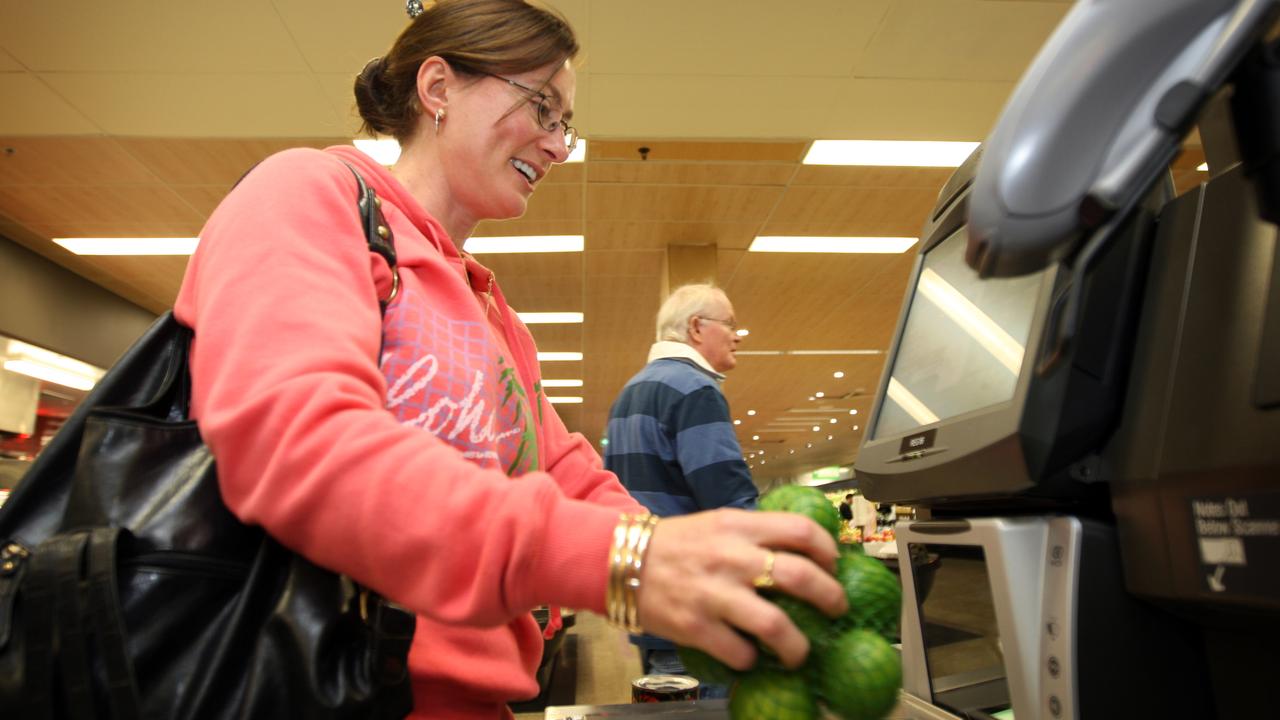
[406,0,424,19]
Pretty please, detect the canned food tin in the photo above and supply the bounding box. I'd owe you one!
[631,674,700,703]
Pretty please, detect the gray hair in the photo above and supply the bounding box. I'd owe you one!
[656,284,727,342]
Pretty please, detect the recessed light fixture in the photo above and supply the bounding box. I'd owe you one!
[537,352,583,362]
[808,396,815,401]
[827,435,833,440]
[812,426,820,432]
[463,235,584,253]
[815,392,825,398]
[734,419,742,425]
[790,450,796,454]
[54,238,199,256]
[747,410,757,416]
[541,379,583,388]
[829,418,837,424]
[547,396,583,404]
[806,443,813,449]
[518,312,583,324]
[736,328,750,337]
[1197,162,1209,172]
[752,435,760,441]
[760,460,766,465]
[749,236,918,254]
[833,371,845,379]
[853,425,860,431]
[803,140,979,167]
[849,409,858,415]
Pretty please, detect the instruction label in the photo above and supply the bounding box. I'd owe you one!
[1190,493,1280,598]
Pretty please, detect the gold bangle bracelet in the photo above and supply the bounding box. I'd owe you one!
[605,512,657,634]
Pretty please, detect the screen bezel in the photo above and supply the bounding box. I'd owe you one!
[855,189,1064,504]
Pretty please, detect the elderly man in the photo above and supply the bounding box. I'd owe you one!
[605,283,758,687]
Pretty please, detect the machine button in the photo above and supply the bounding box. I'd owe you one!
[1046,620,1059,639]
[1049,695,1062,717]
[1050,545,1064,566]
[1048,656,1060,677]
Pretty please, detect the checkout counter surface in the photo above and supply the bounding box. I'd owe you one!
[544,691,961,719]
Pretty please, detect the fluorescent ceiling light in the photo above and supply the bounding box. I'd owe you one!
[803,140,979,167]
[750,236,918,254]
[3,340,105,391]
[4,360,97,391]
[354,138,402,165]
[917,268,1024,374]
[463,235,584,254]
[1197,162,1209,172]
[566,140,586,163]
[547,396,583,404]
[735,351,784,356]
[886,378,940,426]
[537,352,583,362]
[54,237,199,256]
[518,312,583,324]
[541,379,583,388]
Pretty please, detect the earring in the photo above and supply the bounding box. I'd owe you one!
[434,108,445,134]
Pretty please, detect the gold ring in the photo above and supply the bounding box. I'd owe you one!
[752,550,777,590]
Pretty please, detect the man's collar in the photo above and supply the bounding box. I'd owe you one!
[647,341,726,381]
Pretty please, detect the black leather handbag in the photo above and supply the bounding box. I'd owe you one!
[0,164,415,719]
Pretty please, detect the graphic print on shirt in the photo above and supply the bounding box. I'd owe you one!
[380,287,539,475]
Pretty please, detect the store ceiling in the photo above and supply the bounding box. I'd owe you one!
[0,0,1207,481]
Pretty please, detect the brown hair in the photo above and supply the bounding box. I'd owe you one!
[354,0,578,142]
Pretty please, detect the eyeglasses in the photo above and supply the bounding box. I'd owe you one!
[696,316,738,332]
[485,73,579,155]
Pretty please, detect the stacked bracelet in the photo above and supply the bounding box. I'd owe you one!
[606,512,660,633]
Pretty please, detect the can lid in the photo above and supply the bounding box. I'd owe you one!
[634,674,700,690]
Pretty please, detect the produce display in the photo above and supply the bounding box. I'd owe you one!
[679,485,903,720]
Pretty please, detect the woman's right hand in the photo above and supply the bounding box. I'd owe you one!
[635,508,848,671]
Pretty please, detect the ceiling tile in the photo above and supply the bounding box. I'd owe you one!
[43,74,345,137]
[586,75,839,138]
[116,138,339,186]
[0,49,22,71]
[590,141,806,163]
[585,250,664,277]
[1,1,308,73]
[0,74,99,134]
[271,0,412,74]
[586,185,782,223]
[0,137,156,186]
[314,72,369,139]
[584,221,759,251]
[474,218,585,237]
[0,184,204,227]
[855,0,1069,82]
[588,161,794,186]
[587,0,891,77]
[792,166,955,188]
[764,185,939,236]
[820,78,1016,140]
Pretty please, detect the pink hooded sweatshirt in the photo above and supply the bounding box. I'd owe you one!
[174,145,643,719]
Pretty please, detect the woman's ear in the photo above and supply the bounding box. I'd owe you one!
[416,55,451,118]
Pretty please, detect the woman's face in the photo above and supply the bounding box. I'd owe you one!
[440,60,576,227]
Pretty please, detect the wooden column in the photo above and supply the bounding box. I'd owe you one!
[661,244,718,301]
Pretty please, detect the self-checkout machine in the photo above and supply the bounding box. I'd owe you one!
[854,1,1280,718]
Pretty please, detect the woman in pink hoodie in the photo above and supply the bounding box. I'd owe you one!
[175,1,846,717]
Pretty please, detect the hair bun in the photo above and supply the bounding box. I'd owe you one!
[354,56,394,136]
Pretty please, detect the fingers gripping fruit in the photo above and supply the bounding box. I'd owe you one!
[680,486,903,720]
[757,485,843,542]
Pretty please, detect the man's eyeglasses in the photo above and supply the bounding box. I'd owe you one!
[485,73,579,155]
[696,316,738,332]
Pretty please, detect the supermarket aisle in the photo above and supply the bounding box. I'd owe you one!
[514,611,642,719]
